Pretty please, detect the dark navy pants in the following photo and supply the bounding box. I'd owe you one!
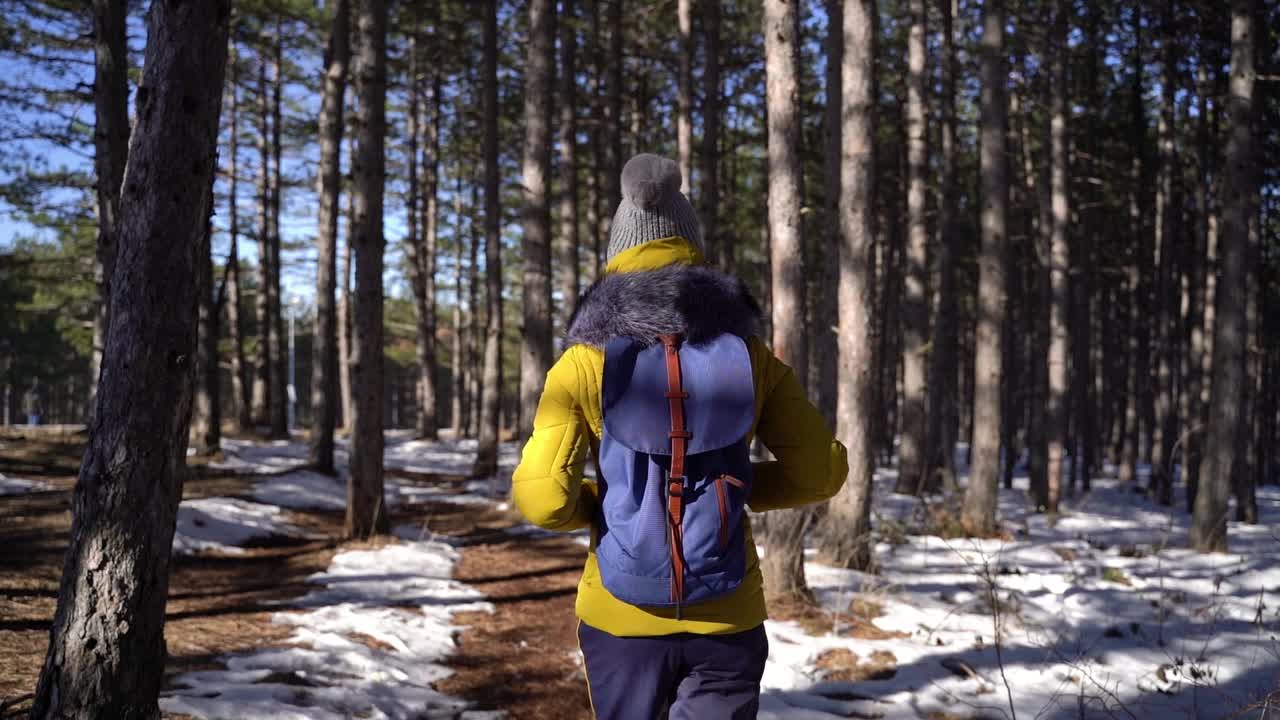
[577,621,769,720]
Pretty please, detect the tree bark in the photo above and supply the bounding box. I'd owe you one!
[269,25,289,439]
[192,196,222,457]
[31,3,230,715]
[1192,0,1254,553]
[468,181,483,438]
[1149,0,1178,505]
[1044,0,1070,517]
[700,0,721,266]
[558,0,581,332]
[520,0,556,440]
[816,0,842,429]
[820,0,877,572]
[676,0,694,194]
[226,51,252,432]
[452,161,467,433]
[89,0,129,416]
[895,0,929,496]
[252,59,274,430]
[924,0,960,495]
[1183,57,1211,512]
[473,0,504,478]
[604,0,624,236]
[761,0,811,603]
[417,67,442,440]
[311,0,348,474]
[1118,7,1145,489]
[1072,0,1100,495]
[961,0,1007,538]
[339,182,355,432]
[587,0,605,280]
[347,0,390,539]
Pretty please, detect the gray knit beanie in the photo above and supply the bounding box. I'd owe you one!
[606,153,703,262]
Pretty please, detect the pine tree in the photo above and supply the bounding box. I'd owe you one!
[347,0,390,538]
[1045,0,1070,517]
[961,0,1008,538]
[821,0,877,572]
[89,0,129,415]
[1193,0,1256,552]
[311,0,350,474]
[32,1,231,714]
[761,0,811,602]
[473,0,504,479]
[519,0,556,439]
[896,0,930,496]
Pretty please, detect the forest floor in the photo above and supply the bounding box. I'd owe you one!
[2,427,1280,720]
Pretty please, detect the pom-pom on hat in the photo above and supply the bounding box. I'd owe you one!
[606,153,703,262]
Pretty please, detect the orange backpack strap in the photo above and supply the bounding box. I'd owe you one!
[659,333,690,613]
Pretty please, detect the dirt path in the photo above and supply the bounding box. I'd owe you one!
[393,487,594,720]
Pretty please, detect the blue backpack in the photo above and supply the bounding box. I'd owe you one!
[597,332,755,616]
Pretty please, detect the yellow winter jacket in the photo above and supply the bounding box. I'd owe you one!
[512,237,849,637]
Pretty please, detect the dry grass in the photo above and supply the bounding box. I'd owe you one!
[769,593,909,641]
[813,647,899,682]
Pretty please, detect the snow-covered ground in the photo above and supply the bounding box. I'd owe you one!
[760,466,1280,720]
[171,433,517,555]
[161,533,499,720]
[160,433,518,720]
[6,431,1277,718]
[172,497,303,555]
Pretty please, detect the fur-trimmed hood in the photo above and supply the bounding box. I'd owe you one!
[565,263,762,348]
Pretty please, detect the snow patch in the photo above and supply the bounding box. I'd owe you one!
[173,497,302,556]
[162,532,498,720]
[0,473,46,495]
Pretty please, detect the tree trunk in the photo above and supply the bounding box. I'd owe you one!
[252,60,274,430]
[558,0,581,332]
[468,181,483,438]
[347,0,390,539]
[815,0,841,429]
[31,3,230,715]
[821,0,877,572]
[338,187,355,432]
[269,26,289,439]
[452,162,467,433]
[604,0,624,236]
[1192,0,1254,553]
[417,67,442,440]
[700,0,721,266]
[676,0,694,194]
[1044,0,1070,517]
[961,0,1007,538]
[520,0,556,440]
[192,200,222,457]
[1235,241,1259,523]
[1072,0,1101,495]
[1183,58,1211,512]
[473,0,504,479]
[1149,0,1178,505]
[761,0,811,603]
[587,0,605,280]
[311,0,349,474]
[896,0,929,496]
[89,0,130,416]
[226,52,252,432]
[1118,7,1145,489]
[924,0,959,495]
